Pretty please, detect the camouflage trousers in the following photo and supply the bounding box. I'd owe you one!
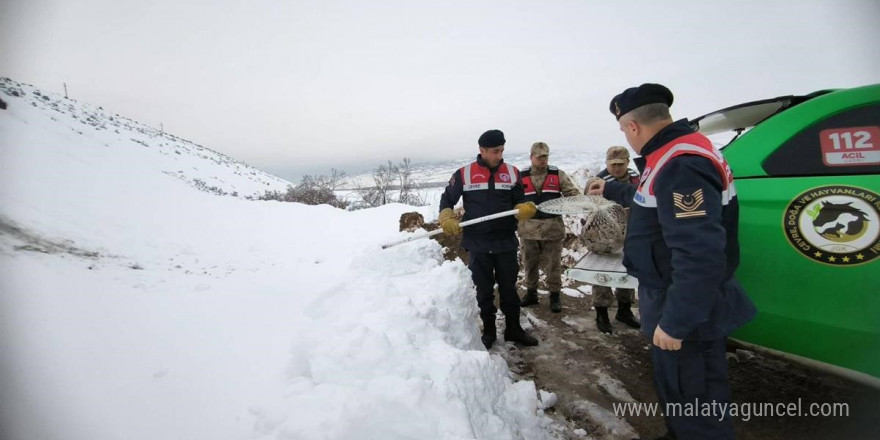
[521,238,564,292]
[592,285,635,308]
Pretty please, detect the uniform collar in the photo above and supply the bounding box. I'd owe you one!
[614,171,633,183]
[527,165,548,176]
[476,154,504,170]
[634,119,693,172]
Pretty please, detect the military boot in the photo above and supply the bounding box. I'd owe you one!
[549,292,562,313]
[503,314,538,346]
[596,307,613,334]
[615,301,641,329]
[481,315,497,349]
[520,288,539,307]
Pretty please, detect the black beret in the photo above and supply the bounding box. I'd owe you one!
[478,129,506,148]
[609,83,674,120]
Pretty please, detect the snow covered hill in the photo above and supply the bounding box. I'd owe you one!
[0,77,292,199]
[0,78,556,439]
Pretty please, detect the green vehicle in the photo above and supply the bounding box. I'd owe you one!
[690,84,880,384]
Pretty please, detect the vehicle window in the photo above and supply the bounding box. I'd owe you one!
[762,104,880,176]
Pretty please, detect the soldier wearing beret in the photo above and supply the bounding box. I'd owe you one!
[439,129,540,349]
[588,84,756,440]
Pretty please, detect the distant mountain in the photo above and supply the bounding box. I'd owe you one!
[0,77,292,199]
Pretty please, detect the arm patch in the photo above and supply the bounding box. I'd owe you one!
[672,188,706,219]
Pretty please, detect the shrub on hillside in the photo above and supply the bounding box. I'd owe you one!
[259,169,349,209]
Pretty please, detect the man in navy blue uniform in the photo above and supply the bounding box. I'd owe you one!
[439,129,539,349]
[589,84,756,440]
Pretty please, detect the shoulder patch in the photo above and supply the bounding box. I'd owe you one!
[672,189,706,219]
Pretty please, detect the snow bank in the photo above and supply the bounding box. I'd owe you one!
[0,80,549,440]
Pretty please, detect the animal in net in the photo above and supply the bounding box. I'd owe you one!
[579,202,627,254]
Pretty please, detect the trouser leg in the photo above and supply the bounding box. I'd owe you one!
[468,251,497,319]
[593,285,613,307]
[542,239,564,292]
[494,251,521,317]
[651,339,734,440]
[615,287,635,303]
[521,239,541,290]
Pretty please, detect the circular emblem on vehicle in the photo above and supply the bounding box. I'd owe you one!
[783,185,880,265]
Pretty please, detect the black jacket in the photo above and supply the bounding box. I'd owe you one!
[603,120,755,340]
[440,155,525,253]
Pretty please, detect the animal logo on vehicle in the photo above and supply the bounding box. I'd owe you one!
[783,185,880,266]
[812,201,870,242]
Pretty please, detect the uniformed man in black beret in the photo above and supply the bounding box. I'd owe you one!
[589,84,756,440]
[439,129,540,349]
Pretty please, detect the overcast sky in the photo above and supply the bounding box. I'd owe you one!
[3,0,879,180]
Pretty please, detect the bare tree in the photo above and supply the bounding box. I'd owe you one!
[355,158,427,208]
[356,161,395,207]
[396,157,418,205]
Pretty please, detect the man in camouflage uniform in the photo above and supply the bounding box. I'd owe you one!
[519,142,582,313]
[586,146,641,333]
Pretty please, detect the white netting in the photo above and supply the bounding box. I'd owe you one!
[534,195,627,254]
[536,194,616,215]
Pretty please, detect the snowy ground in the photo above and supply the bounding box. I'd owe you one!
[1,79,561,440]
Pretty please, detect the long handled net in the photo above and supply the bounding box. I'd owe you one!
[381,195,626,250]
